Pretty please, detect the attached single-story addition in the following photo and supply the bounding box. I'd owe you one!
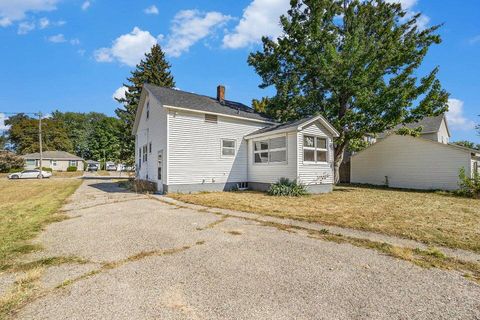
[23,151,85,171]
[351,115,480,191]
[132,84,339,194]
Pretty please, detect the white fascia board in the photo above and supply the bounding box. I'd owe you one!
[298,115,340,137]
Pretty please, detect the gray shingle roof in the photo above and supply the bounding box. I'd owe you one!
[379,114,446,138]
[22,151,84,160]
[144,84,273,122]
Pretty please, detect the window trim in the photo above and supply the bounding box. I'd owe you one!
[253,134,288,165]
[142,145,148,163]
[221,139,236,158]
[303,134,329,164]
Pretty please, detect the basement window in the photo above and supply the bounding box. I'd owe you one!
[205,114,218,123]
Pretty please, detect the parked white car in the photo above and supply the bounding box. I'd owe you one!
[8,169,52,179]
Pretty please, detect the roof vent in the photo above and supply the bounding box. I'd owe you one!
[217,85,225,103]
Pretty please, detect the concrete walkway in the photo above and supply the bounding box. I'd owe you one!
[2,179,479,319]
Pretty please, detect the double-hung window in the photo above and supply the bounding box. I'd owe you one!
[254,136,287,164]
[69,160,78,167]
[221,139,236,157]
[303,135,328,163]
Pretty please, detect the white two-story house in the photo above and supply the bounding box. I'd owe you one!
[132,84,339,194]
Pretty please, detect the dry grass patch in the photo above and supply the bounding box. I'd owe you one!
[0,179,82,269]
[169,185,480,253]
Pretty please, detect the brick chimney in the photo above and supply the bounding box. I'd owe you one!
[217,85,225,103]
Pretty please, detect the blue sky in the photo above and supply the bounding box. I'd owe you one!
[0,0,478,142]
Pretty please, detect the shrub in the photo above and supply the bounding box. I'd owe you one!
[268,178,308,197]
[66,166,78,172]
[457,167,480,199]
[36,166,53,172]
[0,151,24,173]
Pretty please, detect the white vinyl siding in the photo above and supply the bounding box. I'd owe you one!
[248,133,297,184]
[297,123,334,185]
[135,93,168,184]
[168,110,265,185]
[351,135,471,191]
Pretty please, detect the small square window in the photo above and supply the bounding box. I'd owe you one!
[222,139,236,157]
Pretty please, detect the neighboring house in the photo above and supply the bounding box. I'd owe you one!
[23,151,85,171]
[351,115,480,190]
[132,84,339,194]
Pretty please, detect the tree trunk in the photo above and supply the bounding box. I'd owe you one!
[334,142,347,185]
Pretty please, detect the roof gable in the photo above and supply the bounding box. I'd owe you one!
[245,115,339,139]
[379,114,450,138]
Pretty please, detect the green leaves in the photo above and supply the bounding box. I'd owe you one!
[248,0,449,180]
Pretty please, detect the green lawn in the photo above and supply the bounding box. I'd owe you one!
[0,179,82,269]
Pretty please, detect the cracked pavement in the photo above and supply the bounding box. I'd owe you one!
[5,179,480,319]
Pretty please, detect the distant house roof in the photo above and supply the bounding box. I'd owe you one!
[143,84,274,123]
[22,151,84,161]
[245,114,340,139]
[379,114,449,138]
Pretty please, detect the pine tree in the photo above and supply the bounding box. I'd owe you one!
[115,44,175,162]
[248,0,449,183]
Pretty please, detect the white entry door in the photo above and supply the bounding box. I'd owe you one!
[157,150,164,193]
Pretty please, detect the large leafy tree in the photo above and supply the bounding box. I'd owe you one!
[248,0,449,182]
[87,117,122,162]
[51,111,114,159]
[115,44,175,163]
[6,114,73,154]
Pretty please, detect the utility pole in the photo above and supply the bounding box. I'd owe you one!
[38,112,43,179]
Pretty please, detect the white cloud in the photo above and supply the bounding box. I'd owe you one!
[39,17,49,29]
[0,113,9,131]
[0,0,59,27]
[70,38,80,45]
[164,10,232,57]
[81,1,90,11]
[93,48,112,62]
[47,33,66,43]
[223,0,289,49]
[446,99,476,131]
[112,86,128,101]
[94,27,158,66]
[386,0,418,10]
[17,21,35,34]
[144,5,159,15]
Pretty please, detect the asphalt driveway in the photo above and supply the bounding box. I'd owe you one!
[10,179,480,319]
